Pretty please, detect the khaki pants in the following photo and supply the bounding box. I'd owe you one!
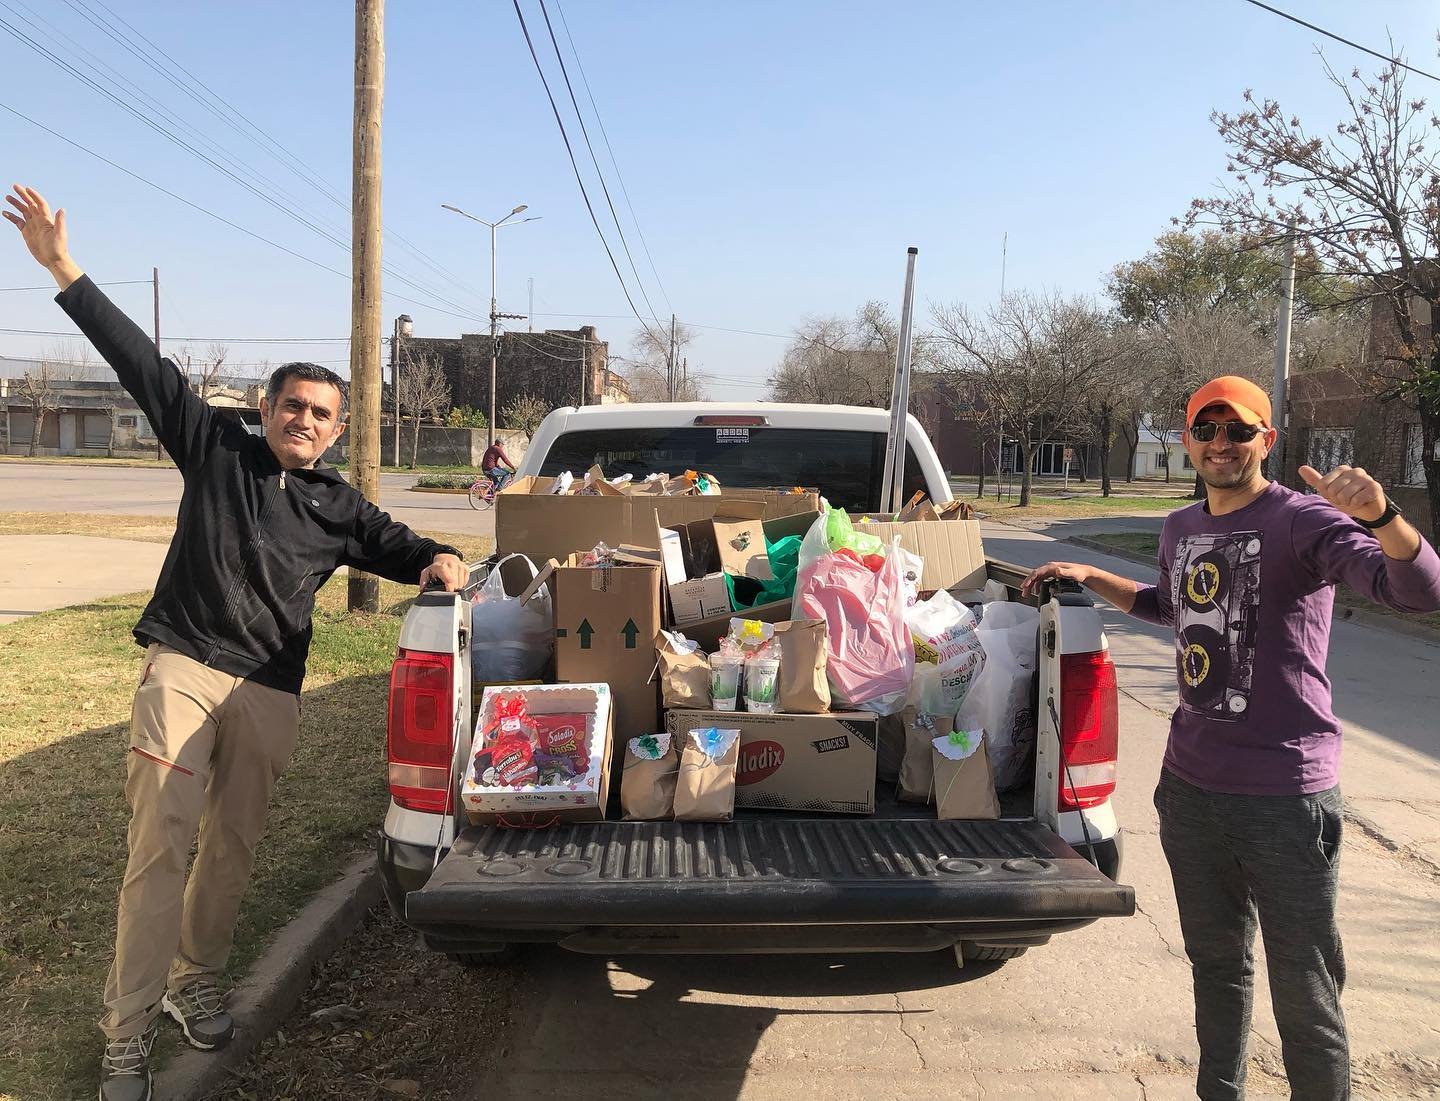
[100,643,300,1041]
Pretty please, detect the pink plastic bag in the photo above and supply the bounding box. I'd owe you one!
[796,525,914,716]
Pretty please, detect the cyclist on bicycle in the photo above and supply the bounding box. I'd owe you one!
[481,440,516,492]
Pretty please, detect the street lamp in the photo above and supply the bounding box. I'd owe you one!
[391,313,412,465]
[440,202,541,447]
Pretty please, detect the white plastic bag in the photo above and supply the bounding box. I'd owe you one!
[905,591,986,713]
[955,601,1038,792]
[470,554,553,683]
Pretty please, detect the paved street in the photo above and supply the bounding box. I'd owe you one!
[0,460,496,541]
[6,465,1438,1096]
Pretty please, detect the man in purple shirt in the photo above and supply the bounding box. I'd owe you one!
[1024,375,1440,1100]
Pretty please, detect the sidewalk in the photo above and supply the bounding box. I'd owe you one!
[0,534,167,623]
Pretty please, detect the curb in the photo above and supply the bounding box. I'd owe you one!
[1064,536,1440,647]
[153,853,382,1100]
[411,485,473,494]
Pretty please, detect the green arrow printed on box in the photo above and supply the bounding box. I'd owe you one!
[621,618,639,649]
[576,619,594,649]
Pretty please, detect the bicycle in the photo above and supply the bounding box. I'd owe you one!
[467,470,513,511]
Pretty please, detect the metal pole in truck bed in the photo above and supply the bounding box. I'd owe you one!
[879,247,919,515]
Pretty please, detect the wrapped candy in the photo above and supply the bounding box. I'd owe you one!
[489,695,536,743]
[487,734,538,787]
[532,713,591,775]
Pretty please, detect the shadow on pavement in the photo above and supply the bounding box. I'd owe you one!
[482,945,999,1101]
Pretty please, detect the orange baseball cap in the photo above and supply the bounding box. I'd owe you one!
[1186,376,1272,428]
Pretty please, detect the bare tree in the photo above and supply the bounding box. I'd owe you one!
[767,301,935,407]
[18,352,61,457]
[501,394,550,436]
[620,322,708,401]
[1190,47,1440,537]
[398,349,451,469]
[196,341,229,400]
[932,292,1115,507]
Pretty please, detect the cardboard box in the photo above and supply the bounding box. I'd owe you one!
[495,480,818,565]
[551,558,663,745]
[664,710,878,815]
[853,517,986,592]
[707,500,772,580]
[462,684,614,824]
[669,573,731,627]
[658,528,687,587]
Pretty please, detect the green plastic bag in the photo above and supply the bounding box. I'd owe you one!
[725,534,803,611]
[825,508,884,558]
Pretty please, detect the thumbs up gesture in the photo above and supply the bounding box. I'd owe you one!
[1298,464,1387,524]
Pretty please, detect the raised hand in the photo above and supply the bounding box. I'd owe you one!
[3,185,66,262]
[1298,464,1387,524]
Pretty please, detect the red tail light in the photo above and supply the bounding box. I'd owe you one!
[387,648,456,813]
[1058,650,1118,810]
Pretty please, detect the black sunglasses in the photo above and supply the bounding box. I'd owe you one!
[1189,420,1262,444]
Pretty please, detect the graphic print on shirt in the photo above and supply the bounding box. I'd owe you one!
[1169,531,1263,722]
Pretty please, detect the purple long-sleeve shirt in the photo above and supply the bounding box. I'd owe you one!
[1130,481,1440,795]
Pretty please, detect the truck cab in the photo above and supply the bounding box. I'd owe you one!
[379,403,1133,966]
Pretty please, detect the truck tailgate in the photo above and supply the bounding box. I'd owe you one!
[407,818,1134,926]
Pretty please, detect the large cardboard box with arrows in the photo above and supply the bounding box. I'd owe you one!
[547,555,663,745]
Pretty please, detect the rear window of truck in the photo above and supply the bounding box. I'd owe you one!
[536,426,927,513]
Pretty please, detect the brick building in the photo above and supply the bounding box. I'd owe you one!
[393,326,618,425]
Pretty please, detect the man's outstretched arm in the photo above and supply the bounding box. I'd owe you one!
[5,184,215,470]
[1020,561,1140,614]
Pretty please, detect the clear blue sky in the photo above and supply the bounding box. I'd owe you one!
[2,1,1437,396]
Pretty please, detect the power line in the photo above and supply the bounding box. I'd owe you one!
[510,0,665,347]
[0,325,350,342]
[536,0,663,328]
[0,100,490,325]
[554,0,672,314]
[1239,0,1440,83]
[0,279,151,292]
[66,0,484,302]
[0,6,481,318]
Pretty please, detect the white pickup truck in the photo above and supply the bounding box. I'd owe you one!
[378,403,1133,966]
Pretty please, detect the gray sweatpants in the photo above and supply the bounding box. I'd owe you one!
[1154,767,1348,1100]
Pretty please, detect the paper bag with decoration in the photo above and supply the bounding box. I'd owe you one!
[673,727,741,822]
[656,630,711,709]
[897,706,953,803]
[931,728,999,820]
[621,733,679,821]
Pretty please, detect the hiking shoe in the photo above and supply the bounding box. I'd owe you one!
[99,1022,155,1101]
[161,979,234,1050]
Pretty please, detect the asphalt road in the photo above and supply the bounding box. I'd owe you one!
[0,461,496,541]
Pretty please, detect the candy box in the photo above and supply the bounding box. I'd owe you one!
[462,684,613,826]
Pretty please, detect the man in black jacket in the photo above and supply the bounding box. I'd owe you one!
[6,185,467,1101]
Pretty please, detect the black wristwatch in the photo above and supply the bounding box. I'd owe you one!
[1356,496,1403,531]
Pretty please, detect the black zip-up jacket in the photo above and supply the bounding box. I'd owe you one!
[57,275,460,694]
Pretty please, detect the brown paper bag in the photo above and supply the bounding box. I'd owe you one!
[897,708,954,804]
[931,729,1000,820]
[656,631,711,709]
[673,728,741,821]
[774,620,831,714]
[621,733,679,820]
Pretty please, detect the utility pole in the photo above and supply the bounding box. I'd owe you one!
[1269,224,1297,483]
[579,331,588,407]
[667,314,677,401]
[391,314,410,466]
[528,277,534,332]
[152,267,163,460]
[348,0,384,613]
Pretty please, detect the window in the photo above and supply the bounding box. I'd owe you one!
[1182,452,1195,470]
[537,427,926,513]
[1404,423,1427,486]
[1305,428,1354,487]
[117,415,137,428]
